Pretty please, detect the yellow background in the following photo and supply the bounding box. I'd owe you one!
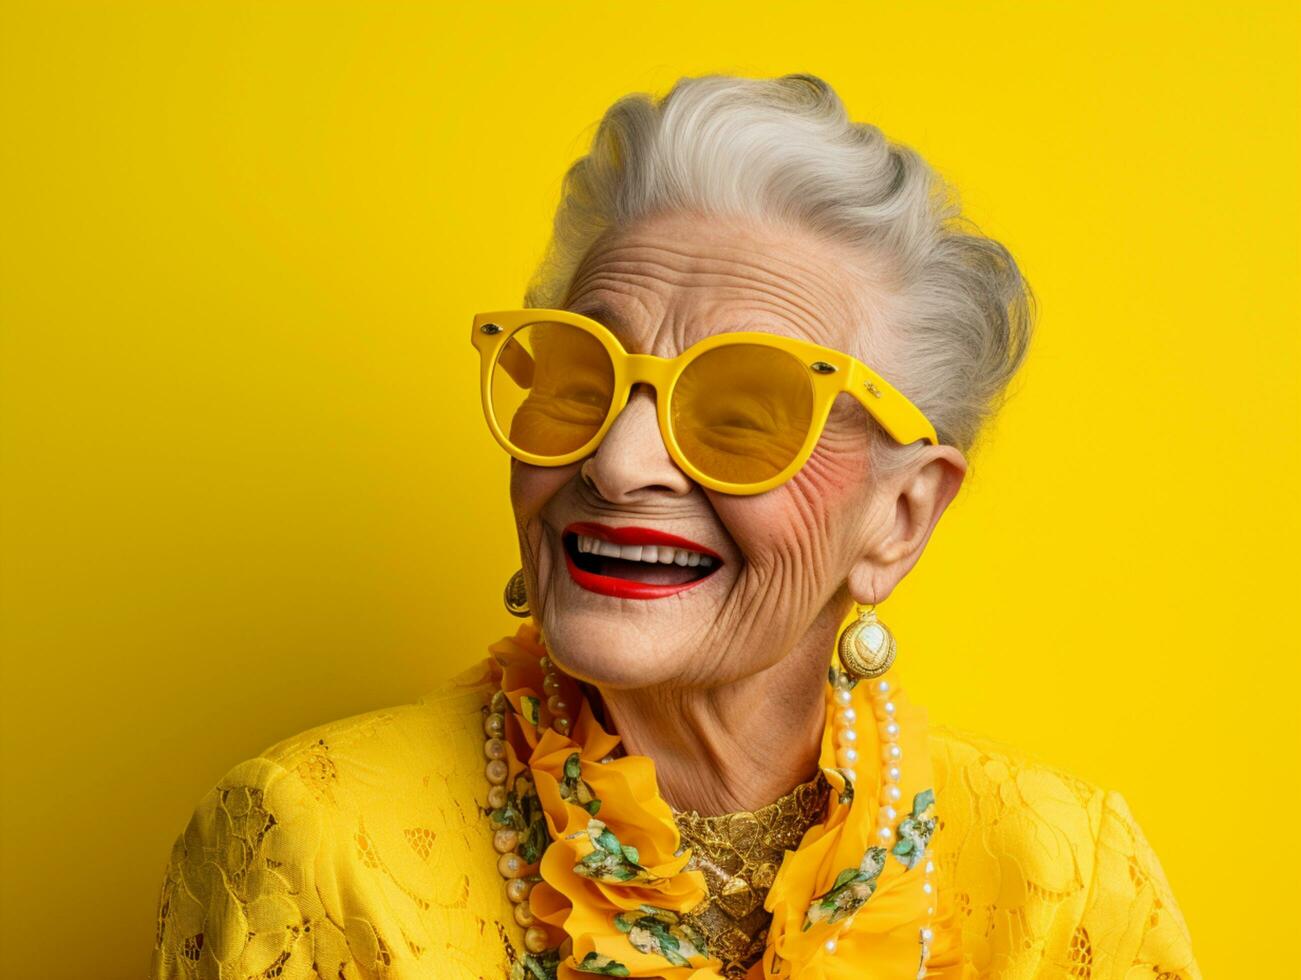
[1,2,1296,975]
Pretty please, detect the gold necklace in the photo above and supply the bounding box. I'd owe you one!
[670,771,831,979]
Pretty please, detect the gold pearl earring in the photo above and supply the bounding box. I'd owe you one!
[503,569,530,617]
[836,602,897,680]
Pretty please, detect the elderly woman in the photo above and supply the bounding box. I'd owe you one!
[151,74,1198,979]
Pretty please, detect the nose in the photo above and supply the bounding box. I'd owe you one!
[581,384,693,501]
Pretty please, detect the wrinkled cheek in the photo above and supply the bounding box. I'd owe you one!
[712,444,868,580]
[509,460,573,519]
[804,398,875,499]
[793,442,871,504]
[510,461,577,551]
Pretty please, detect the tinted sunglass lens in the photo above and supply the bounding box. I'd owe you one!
[671,344,814,485]
[490,322,616,457]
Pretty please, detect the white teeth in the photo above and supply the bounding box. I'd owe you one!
[572,534,717,569]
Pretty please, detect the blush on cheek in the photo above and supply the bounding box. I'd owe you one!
[792,444,872,501]
[711,448,866,559]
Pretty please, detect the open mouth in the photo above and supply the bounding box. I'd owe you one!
[562,521,722,598]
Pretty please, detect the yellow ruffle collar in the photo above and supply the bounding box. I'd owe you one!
[467,621,966,979]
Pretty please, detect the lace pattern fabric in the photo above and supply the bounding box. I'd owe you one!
[927,724,1199,978]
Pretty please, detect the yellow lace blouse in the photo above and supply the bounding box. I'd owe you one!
[149,667,1200,978]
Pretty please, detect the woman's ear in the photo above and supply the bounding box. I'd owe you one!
[847,445,968,604]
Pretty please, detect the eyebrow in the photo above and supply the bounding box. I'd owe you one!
[565,300,624,330]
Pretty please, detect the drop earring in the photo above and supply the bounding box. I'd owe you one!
[836,602,897,680]
[503,569,530,618]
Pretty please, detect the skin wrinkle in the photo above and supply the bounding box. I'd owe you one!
[570,269,855,356]
[567,234,884,353]
[510,210,966,815]
[565,221,903,367]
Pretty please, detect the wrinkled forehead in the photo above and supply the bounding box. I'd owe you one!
[561,215,885,359]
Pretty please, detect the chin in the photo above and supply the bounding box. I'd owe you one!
[533,609,689,689]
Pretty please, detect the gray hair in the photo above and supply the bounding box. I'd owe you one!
[524,73,1036,476]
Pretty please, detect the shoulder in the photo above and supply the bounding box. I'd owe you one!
[210,658,498,838]
[151,659,512,979]
[926,722,1109,852]
[924,724,1200,977]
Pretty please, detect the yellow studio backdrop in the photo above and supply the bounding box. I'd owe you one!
[0,2,1295,976]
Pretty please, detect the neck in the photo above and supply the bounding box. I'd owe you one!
[586,610,842,816]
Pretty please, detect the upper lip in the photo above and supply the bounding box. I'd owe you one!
[564,521,722,560]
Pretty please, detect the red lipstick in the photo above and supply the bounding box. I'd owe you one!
[563,522,722,599]
[566,522,722,559]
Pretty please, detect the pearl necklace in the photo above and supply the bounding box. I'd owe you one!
[481,654,938,977]
[828,667,936,975]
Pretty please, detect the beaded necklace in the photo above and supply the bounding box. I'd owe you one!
[475,622,946,979]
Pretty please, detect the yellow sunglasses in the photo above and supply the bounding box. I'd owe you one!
[471,308,938,496]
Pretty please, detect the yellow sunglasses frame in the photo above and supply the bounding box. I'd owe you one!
[471,308,939,496]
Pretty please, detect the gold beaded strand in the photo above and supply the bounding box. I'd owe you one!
[481,654,576,963]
